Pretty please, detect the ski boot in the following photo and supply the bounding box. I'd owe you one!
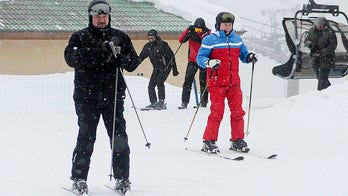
[178,102,188,109]
[229,139,250,153]
[201,140,220,154]
[155,100,167,110]
[72,179,88,195]
[115,178,131,195]
[144,102,157,110]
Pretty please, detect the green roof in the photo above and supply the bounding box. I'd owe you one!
[0,0,191,33]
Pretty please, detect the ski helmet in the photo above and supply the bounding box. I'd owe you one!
[215,12,235,31]
[147,29,159,42]
[88,0,111,25]
[194,18,205,28]
[147,29,158,37]
[88,0,111,16]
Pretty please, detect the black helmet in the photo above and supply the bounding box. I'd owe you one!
[147,29,158,37]
[215,12,235,31]
[88,0,111,16]
[194,18,205,28]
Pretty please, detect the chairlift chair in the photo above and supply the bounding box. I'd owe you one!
[272,0,348,79]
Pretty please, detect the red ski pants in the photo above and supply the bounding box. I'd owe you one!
[203,84,245,141]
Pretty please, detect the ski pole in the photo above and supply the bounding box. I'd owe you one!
[184,67,218,141]
[109,68,119,180]
[173,42,184,56]
[183,85,208,141]
[193,78,199,107]
[109,42,151,149]
[108,42,121,181]
[245,61,256,136]
[167,41,184,65]
[119,70,151,149]
[184,83,208,141]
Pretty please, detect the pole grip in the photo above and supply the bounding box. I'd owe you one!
[108,41,118,58]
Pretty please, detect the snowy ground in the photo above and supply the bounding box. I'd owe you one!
[1,71,348,196]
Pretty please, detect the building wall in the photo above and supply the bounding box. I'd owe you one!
[0,39,190,87]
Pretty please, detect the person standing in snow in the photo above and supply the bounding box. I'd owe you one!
[178,18,211,109]
[196,12,257,154]
[304,17,337,91]
[138,29,179,110]
[64,0,139,194]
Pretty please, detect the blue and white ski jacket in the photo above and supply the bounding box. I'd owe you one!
[196,30,250,86]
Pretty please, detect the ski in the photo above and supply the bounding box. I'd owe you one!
[104,184,128,195]
[185,147,244,161]
[131,106,166,111]
[61,186,89,196]
[247,152,277,159]
[228,150,277,159]
[140,107,156,111]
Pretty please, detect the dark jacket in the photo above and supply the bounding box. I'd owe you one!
[304,25,337,69]
[64,24,139,101]
[138,38,178,74]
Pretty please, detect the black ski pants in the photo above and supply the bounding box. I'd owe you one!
[148,68,171,104]
[71,98,130,181]
[314,67,331,91]
[181,62,208,104]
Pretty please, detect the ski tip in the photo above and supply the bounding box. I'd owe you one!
[267,154,278,159]
[234,156,244,161]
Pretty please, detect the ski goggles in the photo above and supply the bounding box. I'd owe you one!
[221,13,235,23]
[195,27,202,33]
[89,3,111,16]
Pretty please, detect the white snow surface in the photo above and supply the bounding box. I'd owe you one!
[1,73,348,196]
[1,0,348,195]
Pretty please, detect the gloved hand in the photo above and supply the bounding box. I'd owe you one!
[205,59,221,70]
[187,25,195,34]
[308,43,318,50]
[309,43,320,56]
[173,68,179,76]
[247,53,257,63]
[102,41,113,54]
[114,53,129,68]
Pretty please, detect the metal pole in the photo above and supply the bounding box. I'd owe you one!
[108,42,120,181]
[193,78,199,107]
[245,61,255,136]
[109,67,119,181]
[184,84,208,141]
[119,70,151,148]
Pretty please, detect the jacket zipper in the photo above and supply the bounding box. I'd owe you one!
[226,36,232,86]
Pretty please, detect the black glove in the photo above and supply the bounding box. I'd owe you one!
[114,53,129,68]
[309,43,320,55]
[247,53,257,63]
[187,25,195,34]
[102,41,113,54]
[308,43,318,50]
[173,68,179,76]
[187,25,202,42]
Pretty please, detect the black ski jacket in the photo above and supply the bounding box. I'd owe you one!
[138,39,178,74]
[64,24,139,101]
